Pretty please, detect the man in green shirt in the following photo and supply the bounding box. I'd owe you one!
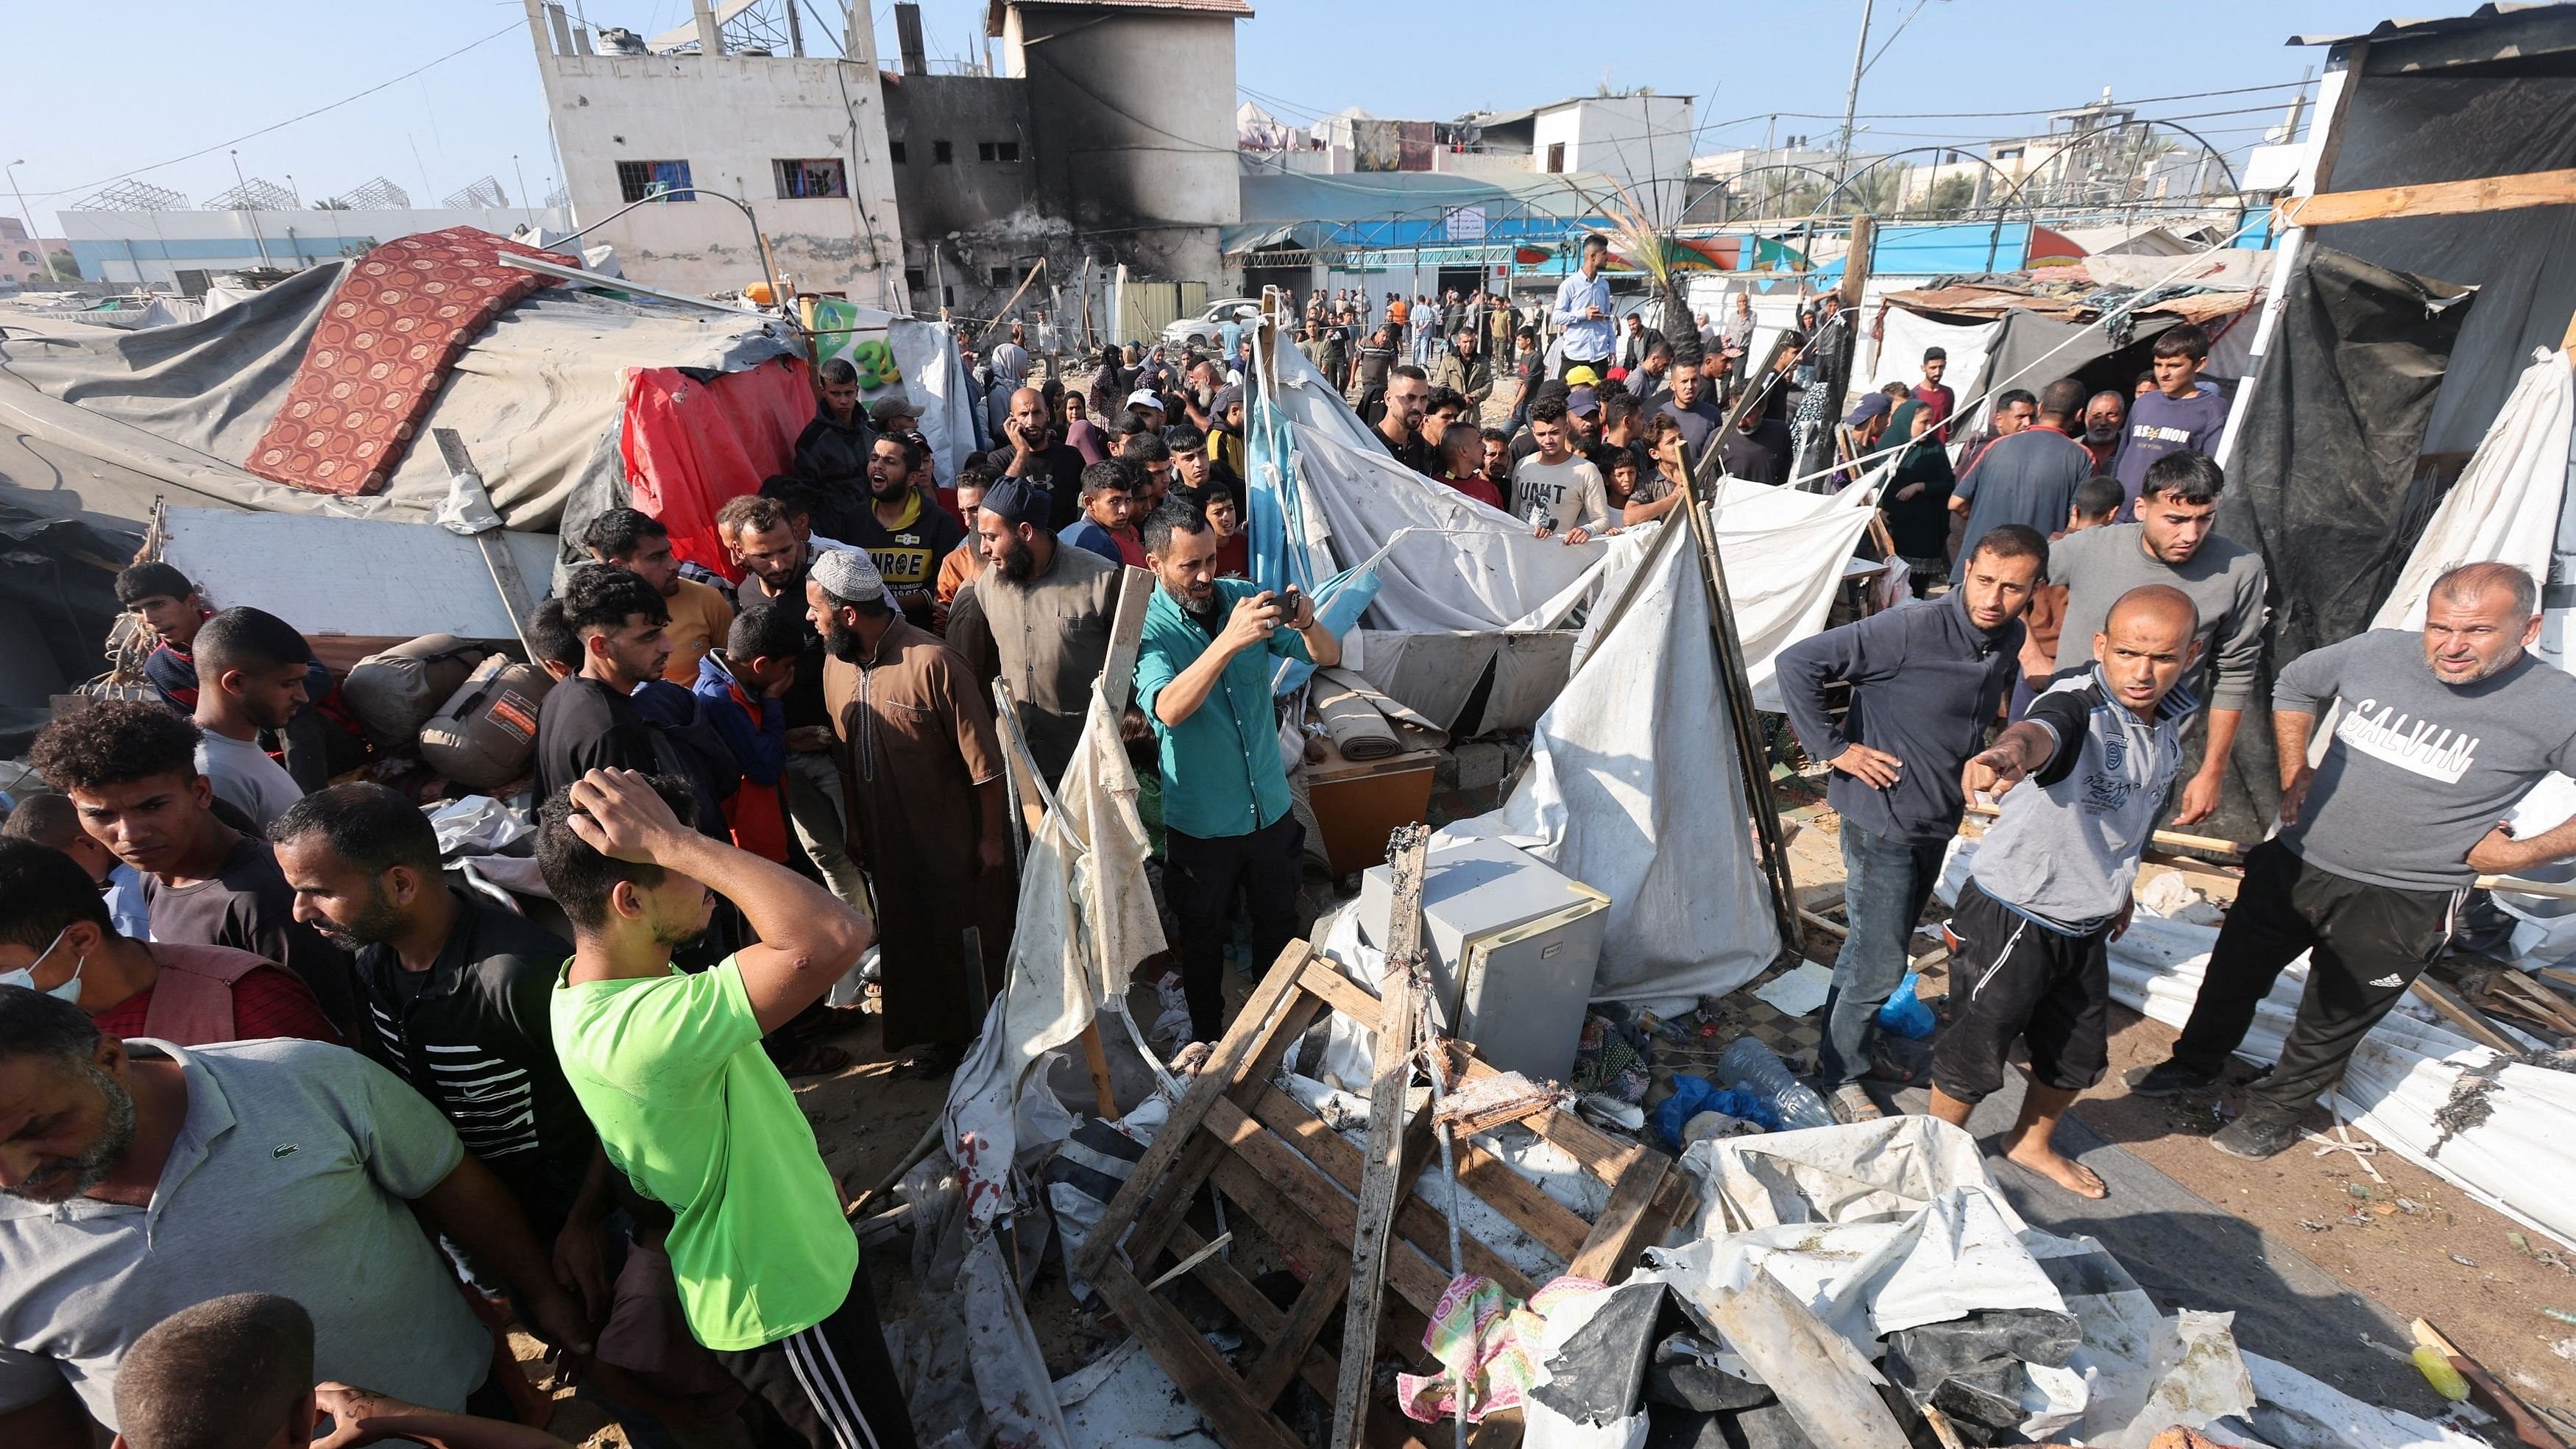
[1133,500,1340,1049]
[538,768,910,1449]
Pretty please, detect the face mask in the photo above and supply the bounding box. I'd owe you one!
[0,924,86,1005]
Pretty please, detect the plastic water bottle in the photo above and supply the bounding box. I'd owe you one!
[1719,1037,1836,1132]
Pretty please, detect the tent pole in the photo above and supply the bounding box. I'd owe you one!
[1675,469,1804,959]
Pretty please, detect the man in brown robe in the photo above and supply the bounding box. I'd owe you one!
[806,549,1013,1072]
[944,474,1125,787]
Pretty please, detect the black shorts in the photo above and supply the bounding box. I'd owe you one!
[1931,880,2112,1102]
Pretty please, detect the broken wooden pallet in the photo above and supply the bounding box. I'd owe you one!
[1072,938,1694,1449]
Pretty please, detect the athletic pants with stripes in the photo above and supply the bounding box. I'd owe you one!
[717,1271,917,1449]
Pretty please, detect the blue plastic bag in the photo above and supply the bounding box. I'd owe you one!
[1878,973,1936,1040]
[1652,1074,1783,1149]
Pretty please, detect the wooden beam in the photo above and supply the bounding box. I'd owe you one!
[2410,976,2525,1057]
[1332,824,1429,1449]
[2277,168,2576,229]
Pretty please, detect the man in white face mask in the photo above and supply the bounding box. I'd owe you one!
[0,838,339,1048]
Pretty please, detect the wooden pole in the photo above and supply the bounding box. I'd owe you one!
[1330,824,1429,1449]
[431,428,541,662]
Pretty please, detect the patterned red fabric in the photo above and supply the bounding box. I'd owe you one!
[247,226,577,496]
[618,355,815,583]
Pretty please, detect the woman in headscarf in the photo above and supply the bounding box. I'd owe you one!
[1086,343,1130,422]
[1872,396,1954,597]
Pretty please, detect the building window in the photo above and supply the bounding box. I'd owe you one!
[1545,142,1566,174]
[989,265,1013,286]
[616,160,695,203]
[943,285,955,307]
[890,141,907,164]
[933,140,955,166]
[1994,146,2023,161]
[14,251,32,264]
[905,266,927,291]
[773,158,847,199]
[976,141,1021,163]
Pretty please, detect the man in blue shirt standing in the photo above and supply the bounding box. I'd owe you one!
[1133,500,1342,1048]
[1551,234,1615,381]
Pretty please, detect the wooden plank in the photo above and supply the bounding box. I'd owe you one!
[1075,940,1316,1283]
[2410,976,2526,1056]
[1126,990,1327,1266]
[1206,1097,1454,1316]
[433,428,541,660]
[1566,1155,1672,1283]
[1334,825,1430,1449]
[1099,565,1157,712]
[1449,1138,1590,1265]
[1246,1085,1539,1300]
[1092,1255,1306,1449]
[1243,1258,1353,1406]
[2279,167,2576,229]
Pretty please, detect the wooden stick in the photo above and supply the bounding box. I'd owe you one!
[845,1119,944,1219]
[1797,907,1850,940]
[2409,977,2527,1057]
[2411,1317,2567,1449]
[2279,167,2576,229]
[1332,826,1429,1449]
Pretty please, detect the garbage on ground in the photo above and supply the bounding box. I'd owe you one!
[1878,971,1939,1039]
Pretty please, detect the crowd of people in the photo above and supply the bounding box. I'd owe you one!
[5,240,2571,1448]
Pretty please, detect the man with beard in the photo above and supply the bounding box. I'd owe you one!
[716,496,878,918]
[1135,501,1340,1049]
[946,475,1122,787]
[2124,563,2576,1159]
[997,386,1088,532]
[843,434,965,629]
[584,508,734,686]
[533,566,668,804]
[0,837,336,1046]
[1373,365,1434,473]
[2079,390,2126,475]
[0,985,591,1443]
[27,701,360,1039]
[269,784,610,1299]
[809,550,1011,1074]
[792,357,873,498]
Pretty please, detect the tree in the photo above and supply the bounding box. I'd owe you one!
[311,197,352,210]
[45,249,78,280]
[1923,174,1977,219]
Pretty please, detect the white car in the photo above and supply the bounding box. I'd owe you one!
[1162,298,1262,350]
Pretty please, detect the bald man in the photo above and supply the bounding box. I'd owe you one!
[1930,584,2202,1199]
[996,385,1088,532]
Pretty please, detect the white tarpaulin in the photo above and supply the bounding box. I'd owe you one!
[2370,347,2574,633]
[1939,837,2576,1249]
[1860,311,2001,406]
[1449,517,1783,1001]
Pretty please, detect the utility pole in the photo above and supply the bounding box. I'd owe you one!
[231,150,275,269]
[7,160,60,283]
[1833,0,1876,191]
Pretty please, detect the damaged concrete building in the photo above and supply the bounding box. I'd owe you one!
[880,0,1246,325]
[522,0,909,306]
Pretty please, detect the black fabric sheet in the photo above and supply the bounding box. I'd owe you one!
[2200,244,2473,840]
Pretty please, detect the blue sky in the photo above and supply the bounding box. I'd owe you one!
[9,0,2403,228]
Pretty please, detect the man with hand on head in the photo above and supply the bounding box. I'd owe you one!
[0,985,590,1444]
[1135,501,1339,1052]
[1928,585,2204,1200]
[2126,562,2576,1158]
[1777,526,2046,1123]
[540,768,911,1448]
[810,550,1012,1076]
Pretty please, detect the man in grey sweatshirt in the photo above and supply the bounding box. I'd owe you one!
[2048,451,2266,826]
[2127,562,2576,1159]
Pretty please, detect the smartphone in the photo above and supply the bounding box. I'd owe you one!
[1281,583,1303,624]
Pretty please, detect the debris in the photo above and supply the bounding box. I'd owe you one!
[2298,1219,2331,1233]
[2544,1306,2576,1327]
[2447,1253,2478,1269]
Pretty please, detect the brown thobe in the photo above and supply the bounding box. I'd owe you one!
[823,619,1014,1051]
[946,542,1125,787]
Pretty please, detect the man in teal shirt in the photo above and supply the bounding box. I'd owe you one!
[1133,500,1341,1046]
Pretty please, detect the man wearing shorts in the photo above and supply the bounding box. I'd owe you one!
[1928,585,2201,1199]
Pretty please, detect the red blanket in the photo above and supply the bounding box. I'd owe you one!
[247,226,576,496]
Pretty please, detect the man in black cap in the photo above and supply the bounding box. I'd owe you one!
[946,474,1125,786]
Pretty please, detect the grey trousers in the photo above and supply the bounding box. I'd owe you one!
[783,751,871,912]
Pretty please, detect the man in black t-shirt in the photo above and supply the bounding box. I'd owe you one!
[995,386,1088,533]
[534,566,668,804]
[842,434,966,628]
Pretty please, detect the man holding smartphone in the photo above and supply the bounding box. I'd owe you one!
[1135,500,1340,1052]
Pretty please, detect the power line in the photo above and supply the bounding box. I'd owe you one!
[20,21,523,201]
